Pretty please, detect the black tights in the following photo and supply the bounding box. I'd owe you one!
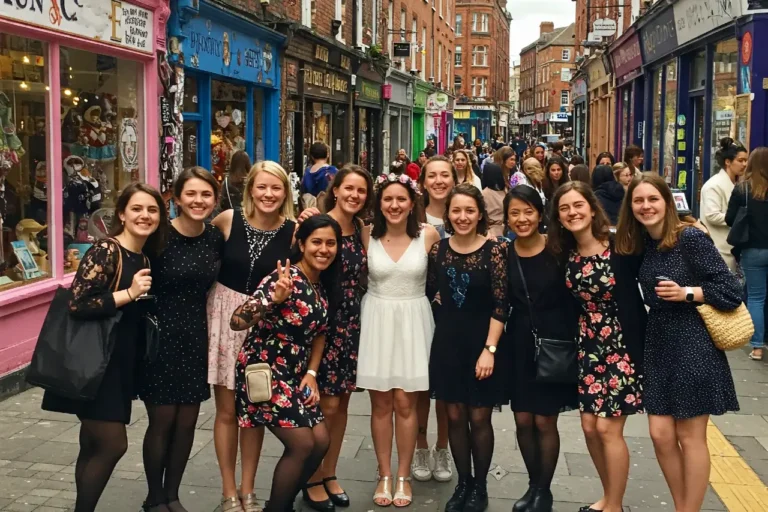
[265,423,330,512]
[514,412,560,490]
[445,404,494,483]
[143,404,201,505]
[74,419,128,512]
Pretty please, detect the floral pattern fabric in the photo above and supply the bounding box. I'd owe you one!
[318,231,367,395]
[236,267,328,429]
[566,248,643,417]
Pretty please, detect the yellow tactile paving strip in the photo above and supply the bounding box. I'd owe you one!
[707,420,768,511]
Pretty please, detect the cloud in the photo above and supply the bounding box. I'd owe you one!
[507,0,576,64]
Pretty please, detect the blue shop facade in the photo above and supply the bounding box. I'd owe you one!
[167,0,283,181]
[622,0,768,215]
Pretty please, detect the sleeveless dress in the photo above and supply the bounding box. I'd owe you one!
[318,225,368,395]
[357,228,434,392]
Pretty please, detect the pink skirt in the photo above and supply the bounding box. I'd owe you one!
[207,282,249,390]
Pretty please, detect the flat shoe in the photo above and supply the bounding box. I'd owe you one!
[323,476,350,507]
[241,493,263,512]
[221,496,244,512]
[749,351,763,360]
[393,476,412,508]
[373,475,393,507]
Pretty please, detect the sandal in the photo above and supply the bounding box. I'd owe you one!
[241,493,263,512]
[221,496,245,512]
[373,475,393,507]
[393,477,412,508]
[749,350,763,361]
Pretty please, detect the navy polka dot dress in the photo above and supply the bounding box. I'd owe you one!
[140,224,224,405]
[638,227,741,419]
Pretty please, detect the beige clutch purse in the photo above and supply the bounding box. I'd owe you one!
[245,363,273,403]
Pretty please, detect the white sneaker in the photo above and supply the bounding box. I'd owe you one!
[432,446,453,482]
[411,448,433,481]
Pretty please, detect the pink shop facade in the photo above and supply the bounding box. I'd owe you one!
[0,0,170,389]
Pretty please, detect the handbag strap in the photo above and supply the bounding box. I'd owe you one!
[109,238,123,293]
[513,250,539,340]
[225,176,233,209]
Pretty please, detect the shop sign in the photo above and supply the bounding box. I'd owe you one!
[184,15,277,85]
[640,7,678,63]
[356,78,381,105]
[593,19,617,37]
[572,79,587,99]
[549,113,570,123]
[285,58,299,95]
[673,0,741,46]
[0,0,154,54]
[414,89,427,109]
[535,113,545,122]
[426,92,449,112]
[305,64,349,100]
[744,0,768,14]
[611,31,643,84]
[742,31,753,65]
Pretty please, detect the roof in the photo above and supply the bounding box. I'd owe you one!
[519,23,575,55]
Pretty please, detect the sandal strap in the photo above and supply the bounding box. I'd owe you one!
[221,496,243,512]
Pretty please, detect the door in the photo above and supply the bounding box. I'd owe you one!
[691,96,705,216]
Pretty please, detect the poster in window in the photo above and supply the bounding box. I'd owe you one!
[120,118,139,171]
[734,93,751,149]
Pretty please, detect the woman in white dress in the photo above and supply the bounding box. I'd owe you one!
[357,173,441,508]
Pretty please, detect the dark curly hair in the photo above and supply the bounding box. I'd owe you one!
[371,180,423,239]
[443,183,489,236]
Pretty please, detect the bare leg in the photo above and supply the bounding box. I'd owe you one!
[595,416,629,512]
[581,413,607,511]
[415,391,431,450]
[393,390,419,506]
[649,415,685,511]
[370,390,395,506]
[213,386,239,499]
[677,415,710,512]
[239,425,265,496]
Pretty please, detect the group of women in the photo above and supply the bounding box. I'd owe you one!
[41,144,744,512]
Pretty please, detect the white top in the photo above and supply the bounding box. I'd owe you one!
[700,169,736,271]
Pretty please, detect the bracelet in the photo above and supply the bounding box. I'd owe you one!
[306,369,317,378]
[126,289,135,301]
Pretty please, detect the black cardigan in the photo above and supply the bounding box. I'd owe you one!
[726,182,768,249]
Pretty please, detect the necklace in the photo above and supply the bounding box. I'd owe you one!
[297,262,320,296]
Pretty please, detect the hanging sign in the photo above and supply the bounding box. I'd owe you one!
[0,0,154,54]
[393,42,411,58]
[593,19,617,37]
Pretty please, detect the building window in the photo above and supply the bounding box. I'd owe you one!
[562,49,571,61]
[454,75,462,95]
[421,27,427,80]
[438,43,443,85]
[711,39,738,175]
[411,18,418,70]
[456,14,462,35]
[371,0,378,46]
[472,77,487,97]
[356,0,364,47]
[560,90,570,106]
[387,1,393,60]
[447,0,451,24]
[455,46,462,67]
[439,0,443,17]
[335,0,345,43]
[472,13,489,33]
[302,0,312,26]
[472,45,488,66]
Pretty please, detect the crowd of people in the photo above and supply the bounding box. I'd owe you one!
[37,132,765,512]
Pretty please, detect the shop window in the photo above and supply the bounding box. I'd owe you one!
[0,36,50,291]
[651,67,662,173]
[663,60,678,184]
[253,88,265,162]
[60,46,143,274]
[690,50,706,91]
[711,39,738,174]
[183,75,199,113]
[211,80,247,182]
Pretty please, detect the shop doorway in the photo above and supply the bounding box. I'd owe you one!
[690,95,705,216]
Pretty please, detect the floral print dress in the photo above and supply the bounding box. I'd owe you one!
[236,267,329,429]
[318,229,367,395]
[566,248,643,417]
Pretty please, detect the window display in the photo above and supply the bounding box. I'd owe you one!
[711,39,738,174]
[663,61,678,184]
[60,46,143,273]
[651,67,662,173]
[211,80,247,182]
[0,35,49,291]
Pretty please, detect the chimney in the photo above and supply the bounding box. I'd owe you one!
[540,22,555,35]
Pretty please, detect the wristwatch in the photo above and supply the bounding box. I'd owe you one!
[685,287,695,303]
[485,345,497,354]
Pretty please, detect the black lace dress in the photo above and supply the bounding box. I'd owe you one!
[427,238,508,407]
[42,239,148,424]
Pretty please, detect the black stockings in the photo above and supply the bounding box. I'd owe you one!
[514,412,560,489]
[143,404,201,505]
[445,404,494,482]
[265,423,330,512]
[74,419,128,512]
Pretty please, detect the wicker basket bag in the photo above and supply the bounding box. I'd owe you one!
[696,303,755,351]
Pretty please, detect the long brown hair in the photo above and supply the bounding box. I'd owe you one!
[229,151,252,185]
[452,149,475,184]
[109,182,168,258]
[443,184,489,236]
[614,173,694,254]
[371,180,423,239]
[543,156,570,199]
[546,181,611,257]
[493,146,516,183]
[745,146,768,200]
[323,164,374,219]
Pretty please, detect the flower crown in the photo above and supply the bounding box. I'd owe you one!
[375,172,422,196]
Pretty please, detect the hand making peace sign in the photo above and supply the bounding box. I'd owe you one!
[270,259,293,304]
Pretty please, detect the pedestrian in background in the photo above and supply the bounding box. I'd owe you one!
[219,151,251,212]
[453,149,482,189]
[624,146,644,177]
[612,163,633,190]
[569,164,591,186]
[481,163,507,238]
[542,157,569,201]
[592,165,625,225]
[493,146,518,185]
[596,152,616,167]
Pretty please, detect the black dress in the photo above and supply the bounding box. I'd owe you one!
[140,224,225,405]
[42,239,147,424]
[504,247,579,415]
[639,227,741,418]
[428,238,508,407]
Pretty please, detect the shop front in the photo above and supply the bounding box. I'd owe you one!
[610,27,645,161]
[426,91,452,154]
[355,66,383,175]
[169,0,282,182]
[454,105,493,144]
[518,115,534,139]
[586,54,614,165]
[412,82,429,160]
[498,104,510,142]
[572,77,588,159]
[0,0,169,383]
[385,70,413,163]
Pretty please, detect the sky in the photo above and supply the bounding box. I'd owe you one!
[507,0,577,65]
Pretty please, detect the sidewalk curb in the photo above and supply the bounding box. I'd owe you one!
[0,365,32,403]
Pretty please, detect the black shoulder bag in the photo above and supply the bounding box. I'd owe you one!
[515,254,578,384]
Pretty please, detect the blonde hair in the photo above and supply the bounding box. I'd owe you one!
[612,162,629,181]
[241,161,296,220]
[522,157,545,185]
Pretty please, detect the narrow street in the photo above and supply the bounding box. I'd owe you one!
[0,349,766,512]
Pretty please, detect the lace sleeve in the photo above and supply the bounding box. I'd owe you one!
[489,240,509,322]
[68,239,120,318]
[426,239,441,301]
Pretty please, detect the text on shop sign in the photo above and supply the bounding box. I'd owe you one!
[306,65,349,94]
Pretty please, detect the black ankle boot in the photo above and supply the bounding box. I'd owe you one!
[528,488,553,512]
[445,476,473,512]
[463,480,488,512]
[512,485,536,512]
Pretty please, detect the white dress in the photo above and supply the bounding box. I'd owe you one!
[357,228,434,392]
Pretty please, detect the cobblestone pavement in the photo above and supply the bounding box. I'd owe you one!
[1,348,768,512]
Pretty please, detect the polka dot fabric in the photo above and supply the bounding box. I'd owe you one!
[638,227,741,419]
[140,224,225,405]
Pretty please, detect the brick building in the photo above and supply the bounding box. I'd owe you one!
[453,0,511,143]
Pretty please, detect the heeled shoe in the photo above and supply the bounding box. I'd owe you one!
[445,476,473,512]
[323,476,350,507]
[463,480,488,512]
[528,488,553,512]
[393,476,412,508]
[302,481,336,512]
[373,475,393,507]
[513,485,536,512]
